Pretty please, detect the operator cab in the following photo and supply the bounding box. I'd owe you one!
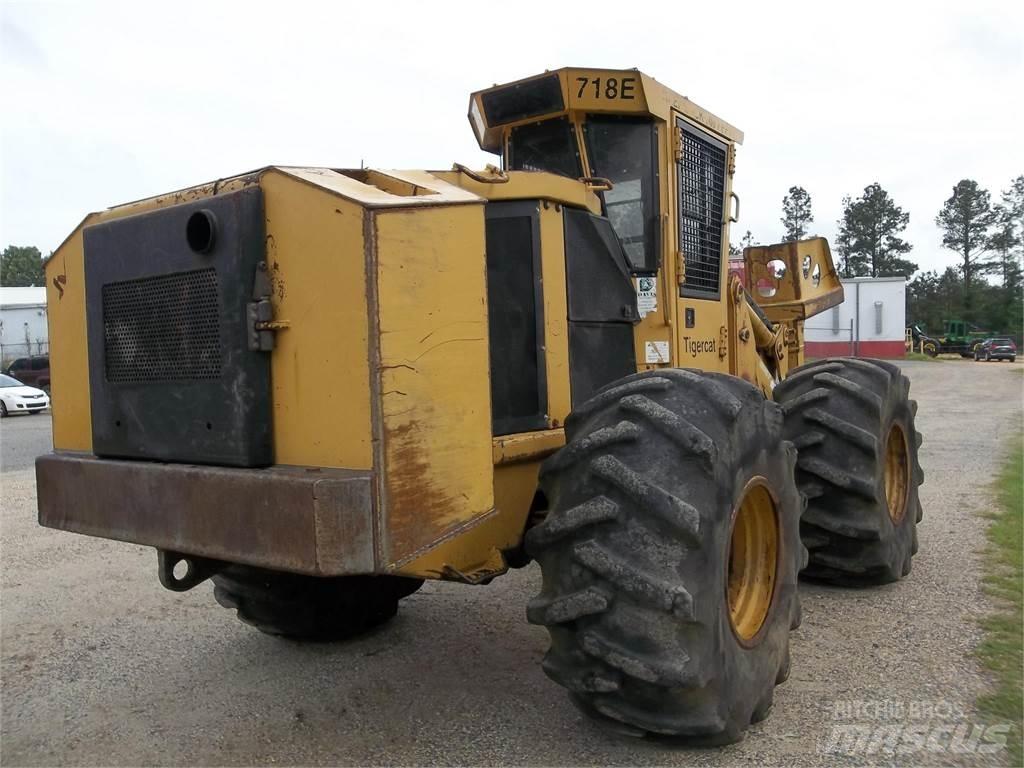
[504,113,659,275]
[469,68,743,282]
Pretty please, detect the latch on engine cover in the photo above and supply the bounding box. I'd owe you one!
[247,260,284,351]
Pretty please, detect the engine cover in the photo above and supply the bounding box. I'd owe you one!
[83,187,272,467]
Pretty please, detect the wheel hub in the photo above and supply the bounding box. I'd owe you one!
[727,480,779,643]
[884,423,910,523]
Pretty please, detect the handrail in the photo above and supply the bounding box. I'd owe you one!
[452,163,509,184]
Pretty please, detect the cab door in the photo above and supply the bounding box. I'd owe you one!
[672,113,733,373]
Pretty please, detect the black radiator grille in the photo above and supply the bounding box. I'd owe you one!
[678,122,726,295]
[103,268,222,383]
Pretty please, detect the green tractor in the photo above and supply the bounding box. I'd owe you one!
[911,319,988,357]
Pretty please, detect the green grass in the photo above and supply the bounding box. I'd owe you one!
[976,435,1023,765]
[905,351,940,362]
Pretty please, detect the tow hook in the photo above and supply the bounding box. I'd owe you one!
[157,550,226,592]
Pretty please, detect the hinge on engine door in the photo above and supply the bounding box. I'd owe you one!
[674,125,683,163]
[676,251,687,285]
[247,260,285,351]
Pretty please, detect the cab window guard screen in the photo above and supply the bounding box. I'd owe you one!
[582,116,659,274]
[677,119,727,299]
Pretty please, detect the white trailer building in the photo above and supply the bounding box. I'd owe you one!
[804,276,906,359]
[0,286,49,363]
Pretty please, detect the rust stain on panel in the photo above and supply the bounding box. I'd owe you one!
[382,418,459,559]
[373,205,495,565]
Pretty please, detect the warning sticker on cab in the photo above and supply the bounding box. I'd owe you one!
[635,276,657,318]
[644,340,670,364]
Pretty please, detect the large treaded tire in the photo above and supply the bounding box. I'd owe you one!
[526,369,803,743]
[774,358,923,585]
[212,566,423,640]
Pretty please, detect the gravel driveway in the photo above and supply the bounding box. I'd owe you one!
[1,360,1020,766]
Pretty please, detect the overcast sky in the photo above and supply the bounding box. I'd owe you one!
[2,0,1022,277]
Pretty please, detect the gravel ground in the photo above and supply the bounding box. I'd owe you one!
[1,360,1021,766]
[0,411,52,472]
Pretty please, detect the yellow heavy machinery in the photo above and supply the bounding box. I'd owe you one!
[38,68,923,743]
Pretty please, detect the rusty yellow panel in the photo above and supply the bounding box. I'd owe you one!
[391,460,541,580]
[744,238,843,323]
[260,171,374,469]
[44,229,92,451]
[277,167,479,209]
[492,429,565,465]
[491,459,542,549]
[373,204,495,566]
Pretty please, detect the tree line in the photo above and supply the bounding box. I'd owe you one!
[0,245,46,287]
[731,176,1024,338]
[5,175,1023,338]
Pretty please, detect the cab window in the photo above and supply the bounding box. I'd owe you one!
[507,118,581,179]
[582,116,659,274]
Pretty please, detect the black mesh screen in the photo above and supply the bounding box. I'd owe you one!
[103,268,221,383]
[678,121,727,296]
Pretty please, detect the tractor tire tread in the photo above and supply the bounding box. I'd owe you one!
[775,357,924,585]
[212,566,422,641]
[528,369,802,742]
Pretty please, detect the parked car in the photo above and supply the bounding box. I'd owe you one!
[974,338,1017,362]
[0,373,50,416]
[4,355,50,390]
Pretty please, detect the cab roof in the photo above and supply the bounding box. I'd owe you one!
[469,67,744,153]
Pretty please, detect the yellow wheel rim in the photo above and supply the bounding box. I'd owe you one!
[727,480,779,644]
[884,423,910,523]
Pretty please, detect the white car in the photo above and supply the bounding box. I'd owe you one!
[0,373,50,417]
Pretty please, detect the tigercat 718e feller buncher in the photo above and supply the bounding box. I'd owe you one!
[38,67,924,743]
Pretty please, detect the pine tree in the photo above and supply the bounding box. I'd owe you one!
[835,196,868,277]
[989,176,1024,333]
[935,180,997,303]
[780,186,813,242]
[839,183,916,277]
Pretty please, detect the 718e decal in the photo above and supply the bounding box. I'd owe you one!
[576,76,637,100]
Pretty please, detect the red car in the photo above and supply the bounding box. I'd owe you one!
[4,355,49,390]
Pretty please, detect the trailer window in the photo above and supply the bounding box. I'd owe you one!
[583,116,659,274]
[508,118,581,179]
